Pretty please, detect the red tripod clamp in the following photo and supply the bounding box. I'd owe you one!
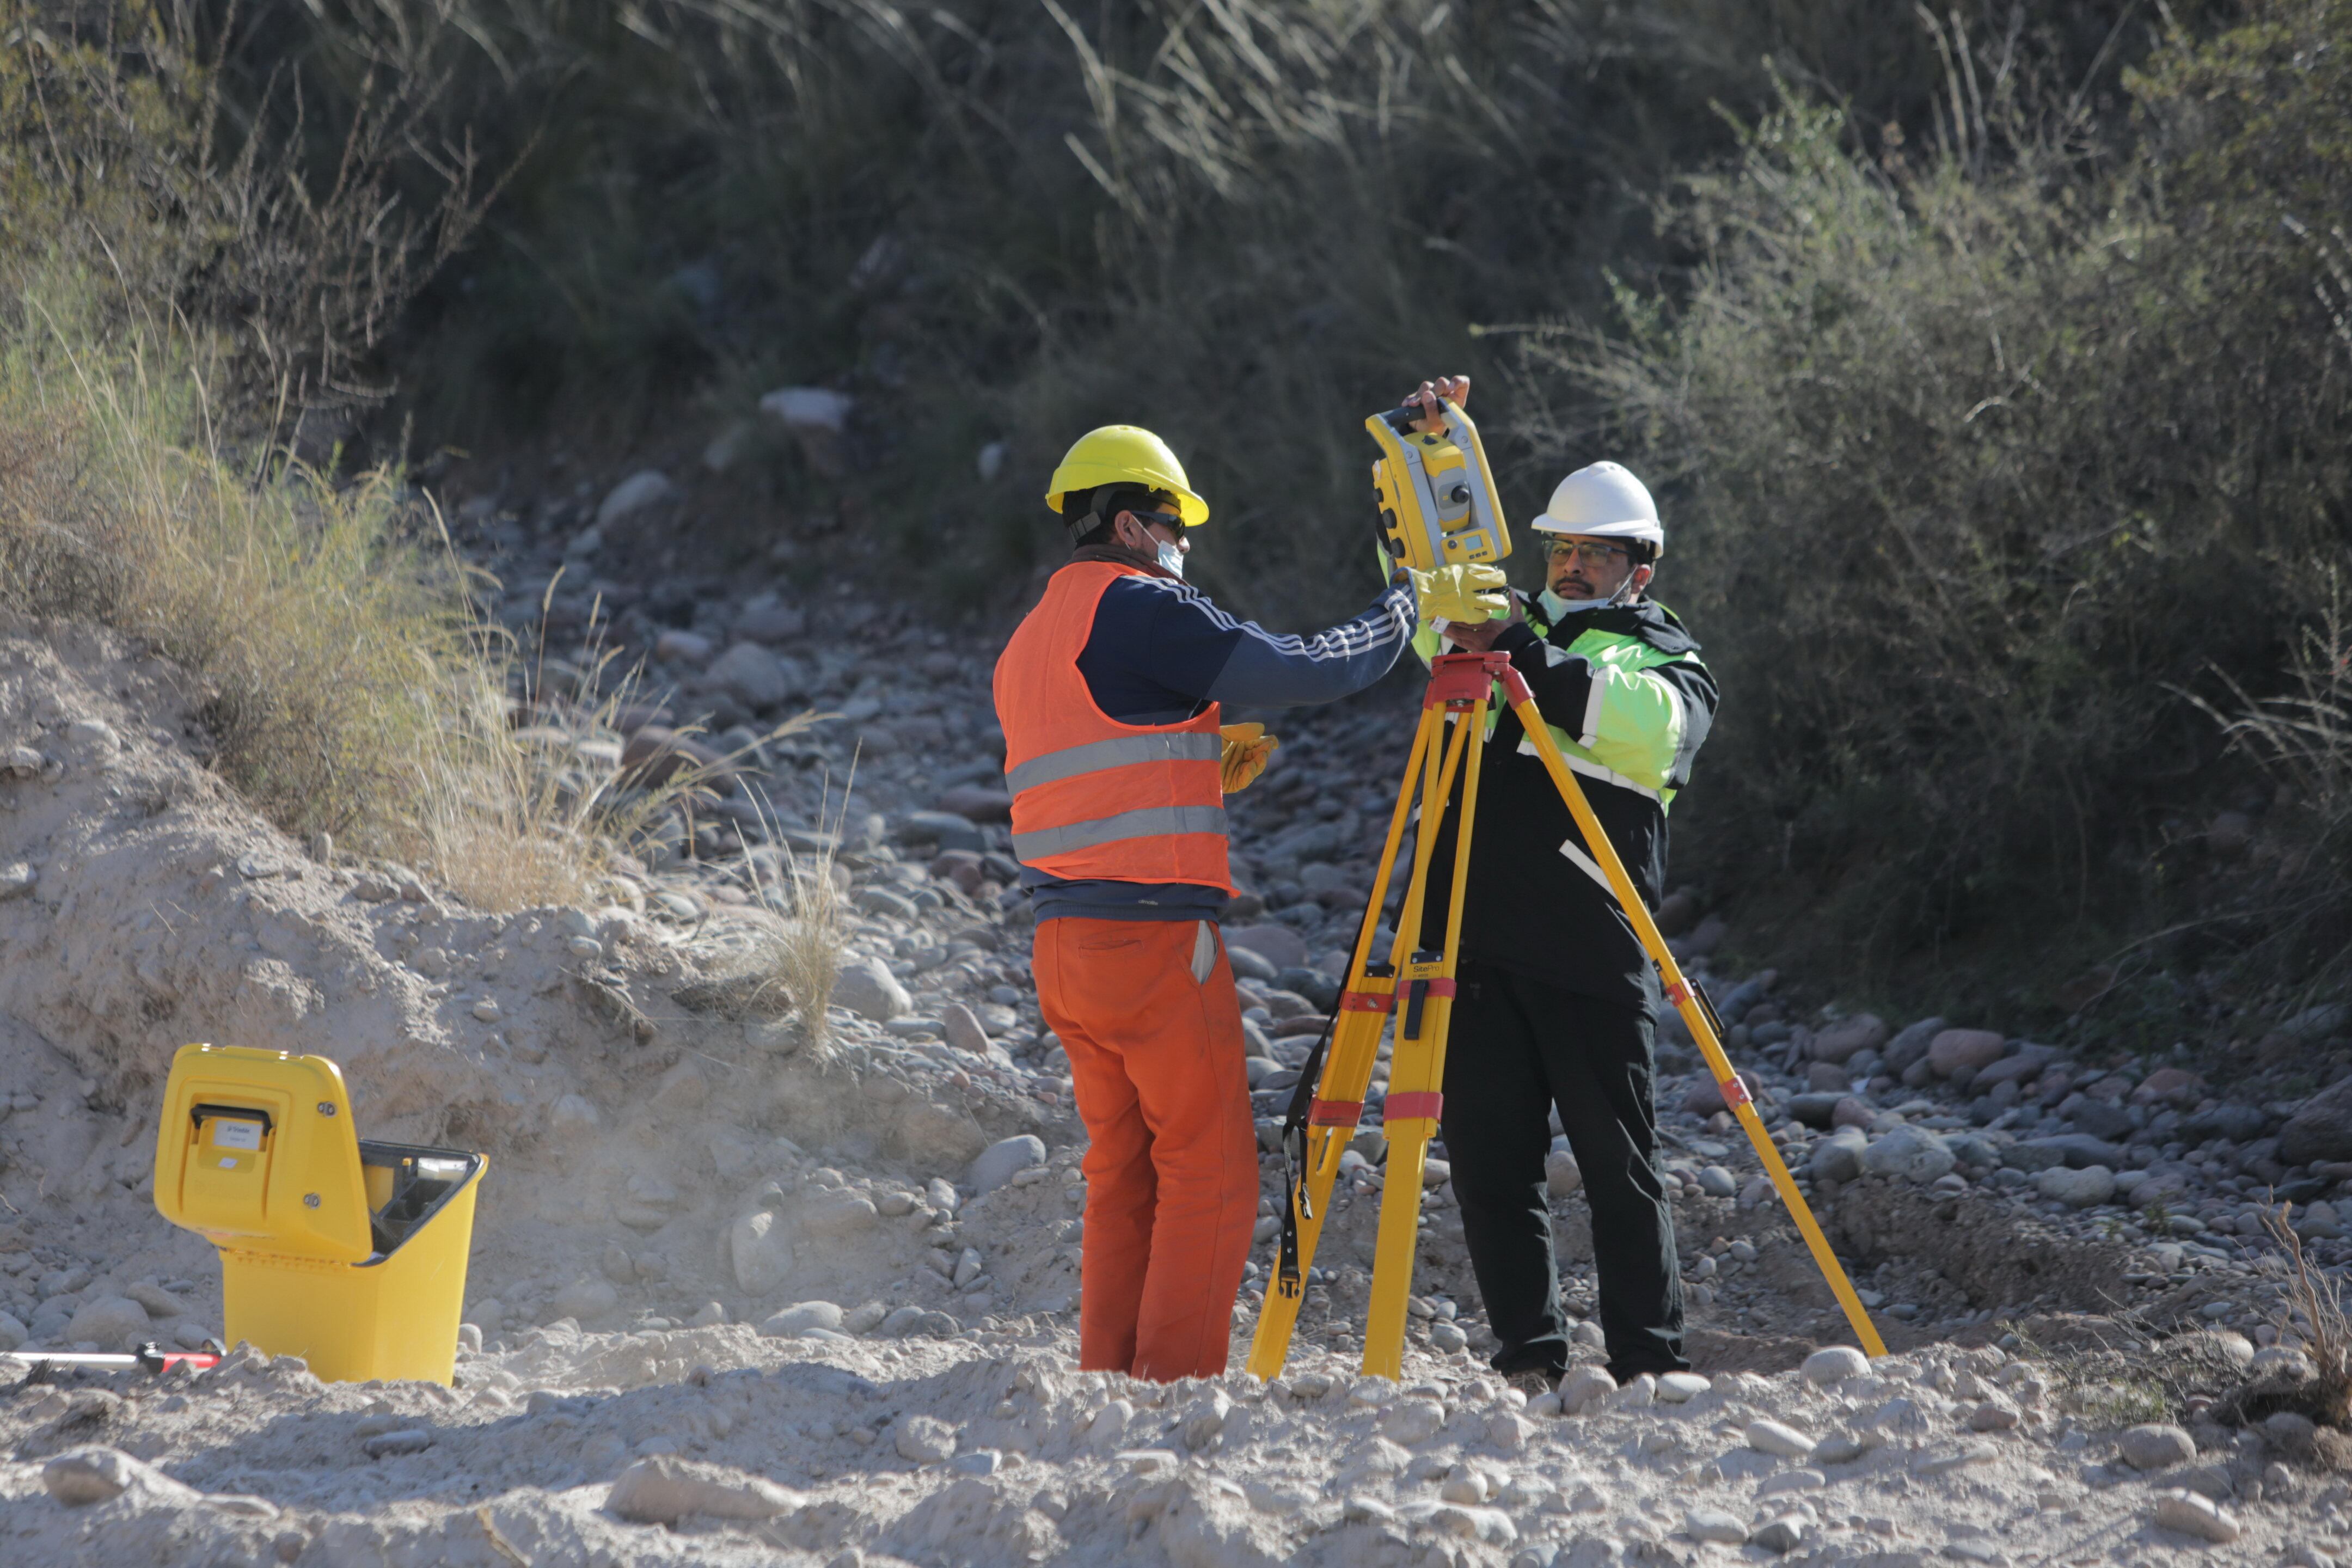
[1423,651,1532,710]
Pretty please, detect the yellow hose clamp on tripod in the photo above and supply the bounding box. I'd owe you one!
[1367,399,1510,574]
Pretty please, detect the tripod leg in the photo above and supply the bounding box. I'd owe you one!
[1244,1003,1392,1377]
[1362,696,1489,1379]
[1498,675,1887,1358]
[1245,705,1441,1380]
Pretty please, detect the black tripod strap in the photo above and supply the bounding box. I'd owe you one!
[1272,1008,1333,1296]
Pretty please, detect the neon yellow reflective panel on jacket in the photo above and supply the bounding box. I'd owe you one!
[1411,614,1699,807]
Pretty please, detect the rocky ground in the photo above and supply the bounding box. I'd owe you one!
[0,455,2347,1565]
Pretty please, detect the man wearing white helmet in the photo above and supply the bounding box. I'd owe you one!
[1401,380,1719,1389]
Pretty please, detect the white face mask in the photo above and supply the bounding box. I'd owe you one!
[1155,538,1185,579]
[1540,586,1623,620]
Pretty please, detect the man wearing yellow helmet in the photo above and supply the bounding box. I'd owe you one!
[993,421,1419,1381]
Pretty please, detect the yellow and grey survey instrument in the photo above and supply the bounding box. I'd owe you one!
[1368,397,1509,575]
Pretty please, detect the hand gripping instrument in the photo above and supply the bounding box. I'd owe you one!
[1368,398,1509,575]
[1247,650,1886,1380]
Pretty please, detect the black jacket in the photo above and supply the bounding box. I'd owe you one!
[1414,595,1717,1015]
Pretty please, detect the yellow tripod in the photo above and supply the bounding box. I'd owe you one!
[1246,651,1886,1381]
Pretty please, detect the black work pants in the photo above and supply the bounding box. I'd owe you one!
[1439,961,1687,1381]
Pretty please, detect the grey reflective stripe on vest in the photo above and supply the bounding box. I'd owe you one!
[1003,731,1223,796]
[1012,805,1230,861]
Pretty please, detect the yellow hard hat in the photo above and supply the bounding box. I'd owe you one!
[1045,425,1210,528]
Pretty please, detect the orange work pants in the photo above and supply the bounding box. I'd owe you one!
[1032,916,1258,1381]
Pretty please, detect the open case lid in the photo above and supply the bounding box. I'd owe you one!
[154,1043,375,1263]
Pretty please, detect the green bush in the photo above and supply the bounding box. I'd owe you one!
[1530,0,2352,1010]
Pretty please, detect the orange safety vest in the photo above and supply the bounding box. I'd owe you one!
[993,560,1235,892]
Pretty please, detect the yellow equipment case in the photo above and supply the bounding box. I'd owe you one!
[152,1043,486,1384]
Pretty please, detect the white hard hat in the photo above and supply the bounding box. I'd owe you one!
[1530,461,1664,559]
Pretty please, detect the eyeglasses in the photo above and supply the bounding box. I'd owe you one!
[1546,540,1631,567]
[1127,510,1186,538]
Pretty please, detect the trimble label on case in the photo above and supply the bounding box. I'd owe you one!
[212,1119,264,1152]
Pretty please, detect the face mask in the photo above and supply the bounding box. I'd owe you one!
[1540,586,1624,620]
[1156,538,1185,579]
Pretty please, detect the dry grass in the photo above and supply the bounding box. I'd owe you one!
[2237,1202,2352,1430]
[0,272,688,910]
[673,770,857,1060]
[2182,571,2352,982]
[737,774,857,1056]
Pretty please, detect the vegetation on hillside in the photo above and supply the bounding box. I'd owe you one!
[1530,0,2352,1024]
[3,0,2346,1040]
[0,13,653,909]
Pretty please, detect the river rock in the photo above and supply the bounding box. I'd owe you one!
[1380,1399,1448,1445]
[607,1456,799,1523]
[1788,1092,1844,1129]
[1859,1125,1955,1183]
[553,1278,619,1321]
[1810,1129,1867,1183]
[596,470,678,528]
[942,1002,994,1057]
[2017,1134,2127,1170]
[1881,1018,1946,1072]
[1748,1419,1816,1458]
[1975,1045,2057,1088]
[1685,1508,1749,1545]
[2035,1165,2116,1206]
[969,1135,1047,1196]
[896,1414,959,1462]
[1803,1346,1870,1383]
[760,1301,843,1337]
[64,1295,151,1351]
[1657,1372,1711,1403]
[2152,1491,2239,1543]
[707,643,793,710]
[834,957,912,1022]
[1811,1014,1887,1063]
[729,1211,793,1294]
[1226,924,1308,970]
[1559,1366,1616,1415]
[2280,1078,2352,1165]
[2118,1424,2195,1471]
[936,785,1013,823]
[1928,1030,2005,1077]
[44,1447,192,1506]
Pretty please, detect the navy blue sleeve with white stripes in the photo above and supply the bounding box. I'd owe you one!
[1076,577,1417,724]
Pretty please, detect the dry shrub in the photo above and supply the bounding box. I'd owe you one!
[2237,1202,2352,1431]
[1525,0,2352,1004]
[0,275,644,908]
[1,0,518,450]
[674,772,857,1059]
[0,288,454,835]
[2186,574,2352,983]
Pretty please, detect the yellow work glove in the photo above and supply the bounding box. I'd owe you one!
[1410,562,1511,625]
[1219,722,1279,793]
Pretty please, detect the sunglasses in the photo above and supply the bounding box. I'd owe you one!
[1126,510,1187,538]
[1546,540,1631,567]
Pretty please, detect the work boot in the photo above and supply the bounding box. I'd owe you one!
[1489,1339,1567,1379]
[1505,1367,1561,1400]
